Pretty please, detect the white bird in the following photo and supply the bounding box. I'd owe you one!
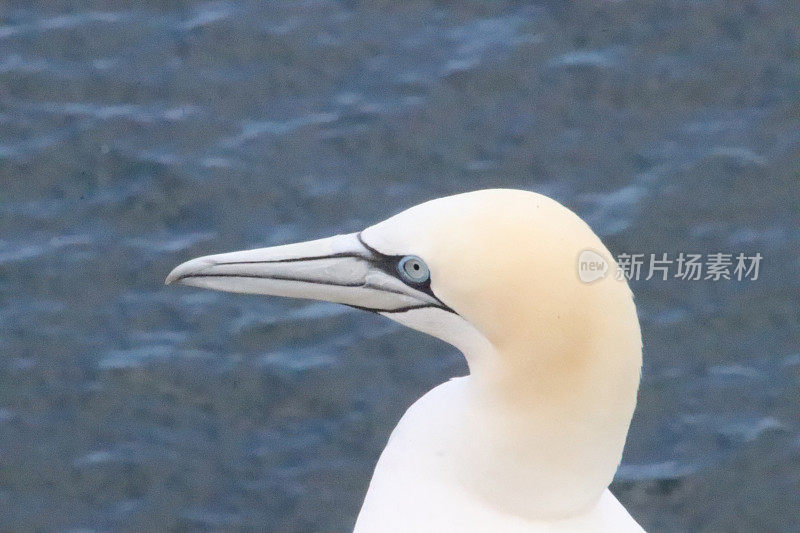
[166,189,644,532]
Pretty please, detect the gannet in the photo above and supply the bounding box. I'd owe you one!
[166,189,645,532]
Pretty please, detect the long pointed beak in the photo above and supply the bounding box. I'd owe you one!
[165,232,446,313]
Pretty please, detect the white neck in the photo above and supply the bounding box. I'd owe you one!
[456,354,636,519]
[385,300,641,522]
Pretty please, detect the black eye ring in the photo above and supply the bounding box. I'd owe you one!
[397,255,430,284]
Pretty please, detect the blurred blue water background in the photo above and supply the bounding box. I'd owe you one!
[0,1,798,531]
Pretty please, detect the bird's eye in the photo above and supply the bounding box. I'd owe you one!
[397,255,430,284]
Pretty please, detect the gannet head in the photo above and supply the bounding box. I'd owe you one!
[167,188,639,379]
[167,188,642,517]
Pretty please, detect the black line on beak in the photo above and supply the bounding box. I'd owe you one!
[172,273,365,288]
[213,251,368,266]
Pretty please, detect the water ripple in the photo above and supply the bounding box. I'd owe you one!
[177,2,234,32]
[616,460,703,482]
[16,101,202,124]
[219,112,340,149]
[0,11,129,40]
[125,231,217,254]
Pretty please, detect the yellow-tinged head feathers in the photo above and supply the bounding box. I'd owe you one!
[363,189,640,391]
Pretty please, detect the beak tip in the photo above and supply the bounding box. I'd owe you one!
[165,257,214,286]
[164,267,183,286]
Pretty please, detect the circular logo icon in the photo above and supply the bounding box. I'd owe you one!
[577,249,608,283]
